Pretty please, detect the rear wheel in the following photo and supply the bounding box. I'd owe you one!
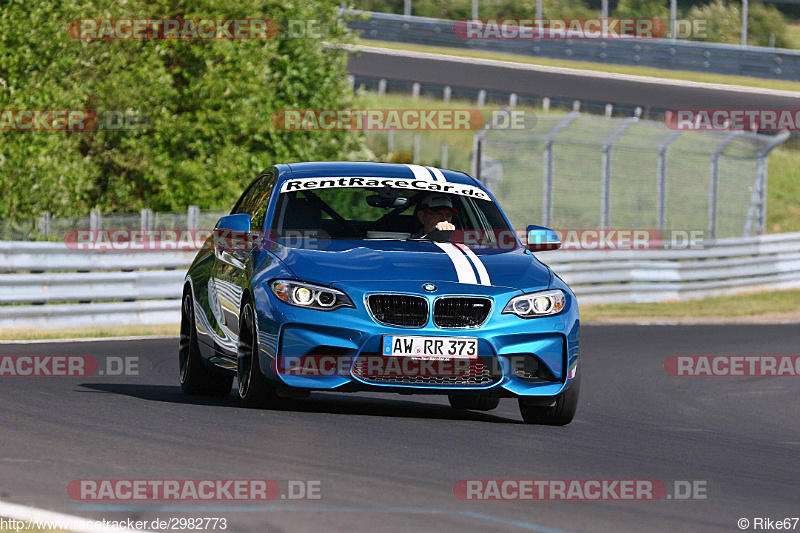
[237,300,284,409]
[179,291,233,396]
[518,367,580,426]
[448,394,500,411]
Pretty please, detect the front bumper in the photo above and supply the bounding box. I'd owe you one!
[252,279,579,398]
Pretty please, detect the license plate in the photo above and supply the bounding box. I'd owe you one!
[382,335,478,358]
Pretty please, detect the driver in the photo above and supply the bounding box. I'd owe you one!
[411,193,457,238]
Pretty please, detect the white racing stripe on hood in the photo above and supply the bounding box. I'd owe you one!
[455,243,491,286]
[425,166,447,182]
[434,242,478,285]
[405,164,435,181]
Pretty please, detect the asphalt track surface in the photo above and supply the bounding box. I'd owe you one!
[347,48,800,111]
[0,325,798,533]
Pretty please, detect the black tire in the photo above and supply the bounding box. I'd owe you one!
[179,290,233,397]
[518,367,580,426]
[237,300,284,409]
[448,394,500,411]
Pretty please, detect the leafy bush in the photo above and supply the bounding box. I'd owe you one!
[688,0,790,47]
[614,0,669,20]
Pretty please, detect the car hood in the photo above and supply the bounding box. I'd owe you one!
[268,239,551,291]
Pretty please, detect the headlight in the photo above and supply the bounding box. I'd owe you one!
[270,280,355,311]
[503,289,565,318]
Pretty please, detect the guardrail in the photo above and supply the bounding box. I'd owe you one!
[1,233,799,329]
[348,11,800,80]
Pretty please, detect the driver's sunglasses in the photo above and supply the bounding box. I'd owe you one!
[426,206,454,215]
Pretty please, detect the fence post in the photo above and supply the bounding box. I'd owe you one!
[471,106,515,181]
[600,117,638,230]
[90,209,102,231]
[441,142,448,168]
[411,82,420,100]
[509,93,518,108]
[541,112,581,227]
[140,208,153,231]
[187,205,199,231]
[657,130,682,232]
[744,130,790,236]
[542,97,550,113]
[708,132,741,239]
[38,212,51,237]
[413,133,420,164]
[477,90,486,108]
[443,85,451,104]
[378,78,387,97]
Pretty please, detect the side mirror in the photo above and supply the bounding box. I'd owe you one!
[526,225,561,251]
[216,214,251,232]
[213,214,253,268]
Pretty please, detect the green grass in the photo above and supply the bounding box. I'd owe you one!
[787,23,800,49]
[0,324,179,341]
[767,145,800,233]
[357,39,800,93]
[581,289,800,322]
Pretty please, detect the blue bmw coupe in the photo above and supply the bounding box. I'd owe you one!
[180,162,579,425]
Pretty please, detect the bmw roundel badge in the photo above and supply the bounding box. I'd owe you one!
[422,283,437,292]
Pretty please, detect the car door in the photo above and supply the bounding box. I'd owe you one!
[210,172,277,357]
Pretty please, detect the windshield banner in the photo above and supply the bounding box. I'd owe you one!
[279,177,491,200]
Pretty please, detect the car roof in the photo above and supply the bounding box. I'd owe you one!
[275,162,480,188]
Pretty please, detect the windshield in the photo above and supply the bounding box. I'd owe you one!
[270,179,510,241]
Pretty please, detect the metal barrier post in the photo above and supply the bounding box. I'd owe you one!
[187,205,199,231]
[541,112,580,227]
[471,106,515,181]
[745,130,790,235]
[140,209,153,231]
[657,130,682,231]
[90,209,102,231]
[601,117,638,230]
[708,132,741,239]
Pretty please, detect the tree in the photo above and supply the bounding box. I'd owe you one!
[0,0,370,218]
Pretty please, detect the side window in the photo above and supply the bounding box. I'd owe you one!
[231,177,261,216]
[249,172,276,229]
[231,171,276,229]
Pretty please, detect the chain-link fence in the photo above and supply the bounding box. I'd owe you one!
[0,207,229,241]
[474,111,789,238]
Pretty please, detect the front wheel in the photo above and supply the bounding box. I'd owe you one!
[179,291,233,396]
[518,367,580,425]
[237,300,285,409]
